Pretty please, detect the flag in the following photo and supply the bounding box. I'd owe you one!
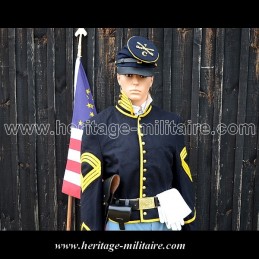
[62,57,97,199]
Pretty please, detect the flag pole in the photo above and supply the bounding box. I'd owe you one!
[75,28,87,58]
[66,28,87,231]
[66,195,73,230]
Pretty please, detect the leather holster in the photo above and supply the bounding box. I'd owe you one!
[108,205,132,230]
[103,174,120,226]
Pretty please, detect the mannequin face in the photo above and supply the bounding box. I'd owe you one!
[117,73,154,106]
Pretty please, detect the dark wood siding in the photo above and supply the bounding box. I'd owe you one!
[0,28,258,230]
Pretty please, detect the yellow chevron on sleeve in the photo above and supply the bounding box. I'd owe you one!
[81,169,100,191]
[81,222,91,231]
[180,147,193,182]
[81,152,100,167]
[81,152,101,192]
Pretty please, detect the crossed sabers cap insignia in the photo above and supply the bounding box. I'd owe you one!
[136,41,154,57]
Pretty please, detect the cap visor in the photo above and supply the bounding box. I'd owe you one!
[117,67,154,76]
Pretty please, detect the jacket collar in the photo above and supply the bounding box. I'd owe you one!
[132,94,153,116]
[115,91,152,118]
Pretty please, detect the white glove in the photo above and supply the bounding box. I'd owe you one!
[168,217,184,230]
[157,205,166,223]
[164,211,184,230]
[157,204,175,229]
[157,202,183,230]
[156,188,192,231]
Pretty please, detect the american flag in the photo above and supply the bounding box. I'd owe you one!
[61,57,97,199]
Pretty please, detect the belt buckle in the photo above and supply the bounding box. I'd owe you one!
[138,197,155,210]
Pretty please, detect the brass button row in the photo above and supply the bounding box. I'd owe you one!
[140,120,148,215]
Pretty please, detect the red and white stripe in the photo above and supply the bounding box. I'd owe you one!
[62,127,83,199]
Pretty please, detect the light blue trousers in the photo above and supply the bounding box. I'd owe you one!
[106,220,171,231]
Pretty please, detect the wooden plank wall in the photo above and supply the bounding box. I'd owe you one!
[0,28,258,230]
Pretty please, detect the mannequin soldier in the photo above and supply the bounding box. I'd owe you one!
[80,36,196,231]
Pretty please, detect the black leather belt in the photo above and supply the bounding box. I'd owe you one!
[113,197,160,210]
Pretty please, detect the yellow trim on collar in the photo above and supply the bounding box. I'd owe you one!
[115,104,152,118]
[139,105,152,117]
[118,91,134,115]
[115,105,137,118]
[116,90,153,118]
